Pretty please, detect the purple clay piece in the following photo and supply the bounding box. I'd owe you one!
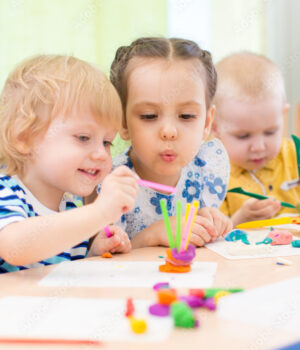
[149,303,170,317]
[203,297,216,311]
[153,282,170,291]
[171,244,196,263]
[179,295,204,308]
[194,319,200,328]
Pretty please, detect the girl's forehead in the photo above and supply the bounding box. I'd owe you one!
[126,58,206,103]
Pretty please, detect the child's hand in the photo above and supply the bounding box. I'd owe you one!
[88,225,131,257]
[186,208,232,247]
[236,198,281,224]
[95,166,139,224]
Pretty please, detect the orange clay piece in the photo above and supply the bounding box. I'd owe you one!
[157,288,177,305]
[165,248,190,265]
[159,261,191,273]
[101,252,113,258]
[129,317,147,334]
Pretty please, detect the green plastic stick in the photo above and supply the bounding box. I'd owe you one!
[227,187,296,208]
[159,199,175,248]
[175,200,181,251]
[292,134,300,180]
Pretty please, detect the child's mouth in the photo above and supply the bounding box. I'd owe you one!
[160,151,177,163]
[78,169,100,179]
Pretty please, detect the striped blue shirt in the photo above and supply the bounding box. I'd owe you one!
[0,174,88,273]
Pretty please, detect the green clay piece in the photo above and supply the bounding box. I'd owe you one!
[158,255,165,258]
[291,240,300,247]
[170,302,196,328]
[256,237,273,245]
[227,187,296,208]
[228,288,244,293]
[297,204,300,213]
[204,288,243,298]
[270,227,274,231]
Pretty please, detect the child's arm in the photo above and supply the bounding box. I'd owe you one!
[231,198,281,227]
[0,166,138,266]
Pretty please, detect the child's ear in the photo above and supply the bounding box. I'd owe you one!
[203,104,215,140]
[14,132,31,155]
[283,103,290,117]
[119,117,130,140]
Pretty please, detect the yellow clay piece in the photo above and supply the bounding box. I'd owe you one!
[129,317,147,334]
[214,290,230,304]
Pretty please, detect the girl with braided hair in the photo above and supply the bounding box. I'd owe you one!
[109,37,232,248]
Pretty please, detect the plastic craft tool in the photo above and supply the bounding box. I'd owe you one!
[0,338,102,346]
[227,187,296,208]
[236,216,300,229]
[138,179,177,194]
[281,135,300,190]
[104,226,113,238]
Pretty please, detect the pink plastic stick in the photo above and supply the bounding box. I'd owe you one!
[179,206,196,253]
[104,226,113,238]
[138,179,177,194]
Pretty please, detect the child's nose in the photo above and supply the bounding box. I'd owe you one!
[160,124,178,140]
[250,136,265,152]
[90,145,108,160]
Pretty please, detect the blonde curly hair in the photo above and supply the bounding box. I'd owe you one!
[0,55,122,175]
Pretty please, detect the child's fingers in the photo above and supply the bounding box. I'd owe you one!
[189,233,205,247]
[191,222,212,242]
[193,215,217,237]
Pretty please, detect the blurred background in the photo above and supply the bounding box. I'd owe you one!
[1,0,299,154]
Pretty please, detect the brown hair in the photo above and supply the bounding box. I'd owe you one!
[0,55,122,175]
[110,37,217,113]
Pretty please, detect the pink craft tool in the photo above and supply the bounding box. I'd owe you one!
[104,226,113,238]
[138,179,177,194]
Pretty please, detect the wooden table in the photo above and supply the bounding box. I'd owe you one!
[0,246,299,350]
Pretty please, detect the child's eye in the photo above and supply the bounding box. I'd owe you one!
[76,135,90,142]
[104,140,113,147]
[140,114,157,120]
[179,114,196,120]
[236,134,250,140]
[265,130,276,136]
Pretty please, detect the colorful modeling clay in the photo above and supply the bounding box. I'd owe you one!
[125,298,135,317]
[291,240,300,247]
[101,252,113,258]
[159,244,196,273]
[129,317,147,334]
[170,301,198,328]
[267,230,293,245]
[148,303,170,317]
[225,229,250,245]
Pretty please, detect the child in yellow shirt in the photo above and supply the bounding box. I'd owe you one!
[212,52,300,227]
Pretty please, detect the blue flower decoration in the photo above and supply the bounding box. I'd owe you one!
[182,179,201,202]
[194,156,206,167]
[208,141,214,147]
[121,215,126,223]
[216,148,222,155]
[134,207,140,214]
[150,193,172,215]
[187,171,193,178]
[206,177,226,200]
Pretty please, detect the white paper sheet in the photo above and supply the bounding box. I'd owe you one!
[206,230,300,259]
[39,261,217,288]
[0,296,172,342]
[217,277,300,333]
